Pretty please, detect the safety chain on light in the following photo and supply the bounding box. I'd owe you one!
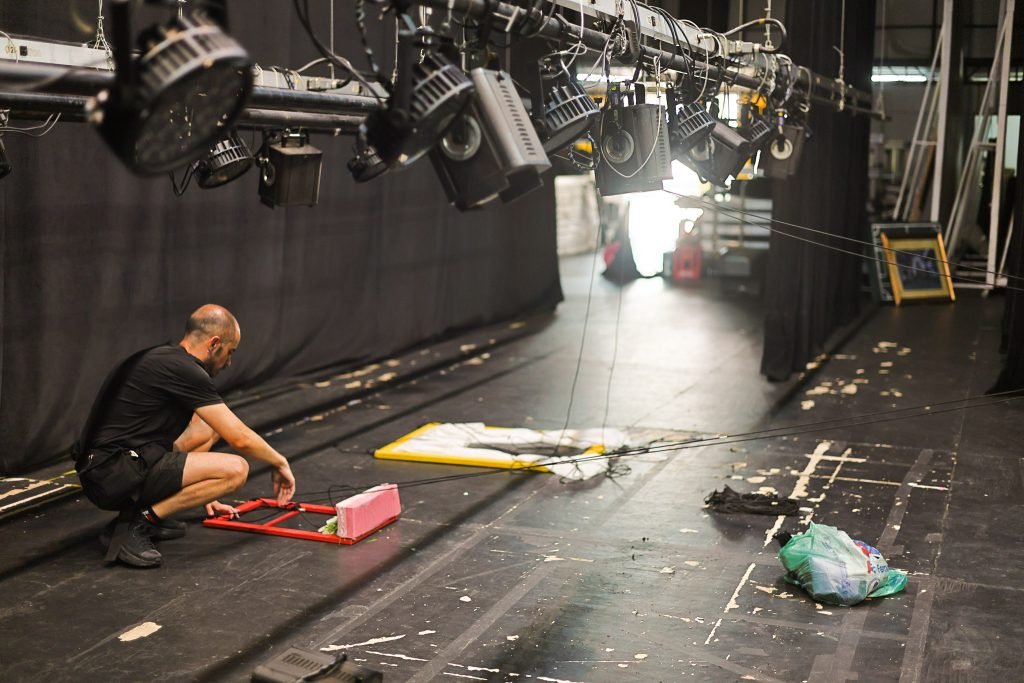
[833,0,847,111]
[93,0,114,70]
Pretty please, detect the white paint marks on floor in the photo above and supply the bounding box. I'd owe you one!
[634,654,648,660]
[322,634,406,652]
[840,384,858,395]
[726,563,756,612]
[118,622,161,642]
[467,665,500,673]
[443,673,487,681]
[506,635,519,641]
[684,560,700,567]
[679,528,699,534]
[801,400,815,411]
[366,651,428,662]
[418,630,436,635]
[459,596,472,602]
[705,562,756,645]
[536,676,586,683]
[660,567,676,574]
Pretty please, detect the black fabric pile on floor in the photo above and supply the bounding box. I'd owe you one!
[704,486,800,516]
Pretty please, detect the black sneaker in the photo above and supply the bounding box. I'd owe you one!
[101,515,186,544]
[110,517,162,568]
[149,516,187,541]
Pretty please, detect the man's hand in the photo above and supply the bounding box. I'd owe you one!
[273,463,296,504]
[205,500,240,518]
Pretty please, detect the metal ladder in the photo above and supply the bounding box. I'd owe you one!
[892,27,944,222]
[943,0,1014,288]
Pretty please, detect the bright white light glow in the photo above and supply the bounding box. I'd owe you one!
[871,74,927,83]
[626,162,707,277]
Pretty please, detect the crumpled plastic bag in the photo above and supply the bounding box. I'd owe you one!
[776,522,908,606]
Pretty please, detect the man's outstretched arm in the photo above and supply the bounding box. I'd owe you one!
[194,403,296,503]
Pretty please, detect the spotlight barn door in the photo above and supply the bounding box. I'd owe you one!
[594,105,672,196]
[431,69,551,210]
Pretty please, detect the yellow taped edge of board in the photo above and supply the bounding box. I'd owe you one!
[374,423,606,472]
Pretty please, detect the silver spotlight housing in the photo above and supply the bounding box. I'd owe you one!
[431,68,552,210]
[594,89,672,196]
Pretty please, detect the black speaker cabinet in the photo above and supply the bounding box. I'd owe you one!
[594,104,672,196]
[259,137,323,208]
[430,68,551,210]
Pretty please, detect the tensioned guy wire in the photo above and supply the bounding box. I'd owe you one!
[661,190,1024,290]
[292,388,1024,503]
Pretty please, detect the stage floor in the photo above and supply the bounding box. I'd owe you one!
[2,254,1022,682]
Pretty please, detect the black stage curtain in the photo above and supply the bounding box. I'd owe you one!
[990,88,1024,393]
[760,0,875,381]
[0,3,562,474]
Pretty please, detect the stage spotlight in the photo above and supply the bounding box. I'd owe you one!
[685,122,749,186]
[0,138,11,180]
[594,86,672,196]
[533,63,600,153]
[347,136,388,183]
[666,88,715,153]
[430,68,551,210]
[193,131,253,189]
[683,117,779,187]
[760,124,808,178]
[254,647,383,683]
[258,130,323,208]
[89,2,252,175]
[362,14,474,168]
[743,118,773,153]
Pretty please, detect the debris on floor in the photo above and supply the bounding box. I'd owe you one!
[704,485,801,516]
[774,523,908,606]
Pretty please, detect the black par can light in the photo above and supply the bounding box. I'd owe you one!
[534,66,600,153]
[90,3,252,175]
[194,131,253,189]
[363,15,474,168]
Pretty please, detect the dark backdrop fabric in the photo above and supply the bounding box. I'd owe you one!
[990,87,1024,393]
[760,0,875,381]
[0,2,562,474]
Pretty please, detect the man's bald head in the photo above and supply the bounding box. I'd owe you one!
[183,304,240,344]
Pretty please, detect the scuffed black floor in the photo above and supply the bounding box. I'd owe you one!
[2,254,1022,682]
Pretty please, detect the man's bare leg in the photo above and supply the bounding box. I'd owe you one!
[150,452,248,519]
[174,414,221,454]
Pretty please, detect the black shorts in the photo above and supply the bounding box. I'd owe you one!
[136,446,188,506]
[79,443,188,510]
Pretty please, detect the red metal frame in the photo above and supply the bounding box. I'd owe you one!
[202,498,398,545]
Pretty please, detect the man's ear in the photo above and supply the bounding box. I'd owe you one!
[209,335,222,353]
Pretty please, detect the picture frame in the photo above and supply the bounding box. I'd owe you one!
[878,228,955,305]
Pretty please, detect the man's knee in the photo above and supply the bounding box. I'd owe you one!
[226,456,249,490]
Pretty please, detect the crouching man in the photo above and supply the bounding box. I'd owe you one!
[73,304,296,568]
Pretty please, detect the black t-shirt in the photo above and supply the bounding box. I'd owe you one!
[88,344,224,452]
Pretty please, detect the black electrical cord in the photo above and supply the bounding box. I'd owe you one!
[354,0,391,90]
[292,0,387,104]
[722,17,787,53]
